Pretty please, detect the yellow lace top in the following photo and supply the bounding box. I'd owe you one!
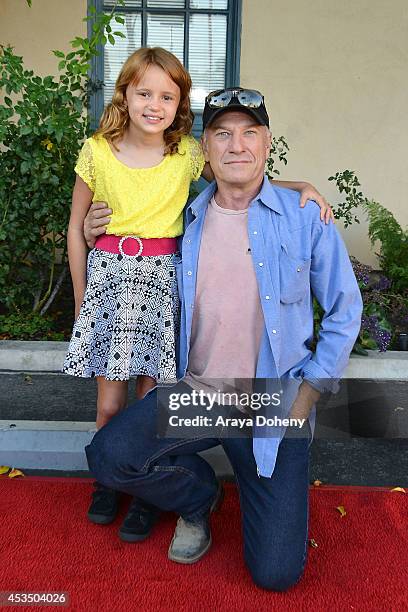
[74,134,205,238]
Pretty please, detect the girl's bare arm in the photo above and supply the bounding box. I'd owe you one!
[68,175,94,318]
[200,164,333,224]
[271,180,334,223]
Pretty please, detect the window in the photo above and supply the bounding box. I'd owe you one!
[89,0,241,133]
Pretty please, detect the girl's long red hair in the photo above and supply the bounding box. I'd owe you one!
[94,47,193,155]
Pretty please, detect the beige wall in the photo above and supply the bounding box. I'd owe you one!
[1,0,406,265]
[0,0,86,75]
[241,0,408,265]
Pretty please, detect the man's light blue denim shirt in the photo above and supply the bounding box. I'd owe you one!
[176,176,363,477]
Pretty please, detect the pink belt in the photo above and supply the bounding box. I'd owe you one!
[95,234,178,257]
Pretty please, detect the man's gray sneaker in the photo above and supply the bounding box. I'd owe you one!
[168,516,212,564]
[168,483,224,564]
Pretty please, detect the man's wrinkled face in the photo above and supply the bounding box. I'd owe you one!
[202,111,271,188]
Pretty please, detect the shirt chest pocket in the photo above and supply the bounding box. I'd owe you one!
[279,247,311,304]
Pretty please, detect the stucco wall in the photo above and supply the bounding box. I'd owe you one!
[240,0,408,265]
[0,0,86,75]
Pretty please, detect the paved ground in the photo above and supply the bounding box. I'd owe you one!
[1,372,408,486]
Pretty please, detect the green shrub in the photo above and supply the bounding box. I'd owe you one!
[0,312,65,341]
[330,170,408,293]
[327,171,408,351]
[0,2,125,319]
[265,136,289,178]
[362,199,408,293]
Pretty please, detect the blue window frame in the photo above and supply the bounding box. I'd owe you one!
[88,0,242,135]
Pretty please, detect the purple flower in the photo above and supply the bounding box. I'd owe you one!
[350,256,371,286]
[361,314,392,352]
[372,275,392,292]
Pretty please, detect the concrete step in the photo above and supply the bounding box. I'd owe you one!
[0,419,232,475]
[0,420,95,471]
[1,340,408,377]
[2,373,407,439]
[1,342,407,485]
[1,419,408,486]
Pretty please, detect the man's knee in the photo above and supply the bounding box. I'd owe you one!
[86,426,120,487]
[248,559,305,592]
[86,393,157,485]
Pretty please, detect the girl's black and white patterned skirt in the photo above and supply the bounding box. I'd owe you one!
[63,248,180,383]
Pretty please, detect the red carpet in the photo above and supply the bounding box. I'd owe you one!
[0,478,407,612]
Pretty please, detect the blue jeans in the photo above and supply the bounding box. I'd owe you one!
[86,389,311,592]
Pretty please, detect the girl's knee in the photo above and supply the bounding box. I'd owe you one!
[96,401,123,424]
[97,379,128,414]
[96,383,128,426]
[135,375,156,400]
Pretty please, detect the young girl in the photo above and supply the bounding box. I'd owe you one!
[63,47,332,539]
[63,47,204,539]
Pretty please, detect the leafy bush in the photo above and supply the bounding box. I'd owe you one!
[362,199,408,293]
[0,2,125,324]
[0,312,65,341]
[328,170,362,228]
[265,136,289,178]
[328,171,408,351]
[330,170,408,293]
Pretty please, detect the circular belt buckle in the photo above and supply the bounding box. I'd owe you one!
[118,235,143,257]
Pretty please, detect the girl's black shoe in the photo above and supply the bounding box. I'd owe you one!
[119,498,160,542]
[87,481,119,525]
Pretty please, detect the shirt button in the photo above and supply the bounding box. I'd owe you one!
[186,239,191,244]
[190,304,194,309]
[258,262,264,267]
[187,271,192,276]
[253,231,258,235]
[265,295,270,300]
[272,329,277,334]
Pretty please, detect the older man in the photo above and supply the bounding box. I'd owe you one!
[85,88,362,591]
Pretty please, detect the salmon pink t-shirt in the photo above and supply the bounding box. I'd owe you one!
[184,196,264,399]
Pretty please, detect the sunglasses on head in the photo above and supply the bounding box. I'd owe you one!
[206,88,264,109]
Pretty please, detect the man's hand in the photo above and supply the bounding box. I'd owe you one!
[84,201,112,248]
[289,380,321,421]
[299,183,334,224]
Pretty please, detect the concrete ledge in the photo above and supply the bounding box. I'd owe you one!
[0,419,232,474]
[344,351,408,379]
[2,419,408,487]
[0,343,407,470]
[0,420,95,431]
[0,421,94,471]
[0,341,69,372]
[1,340,407,378]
